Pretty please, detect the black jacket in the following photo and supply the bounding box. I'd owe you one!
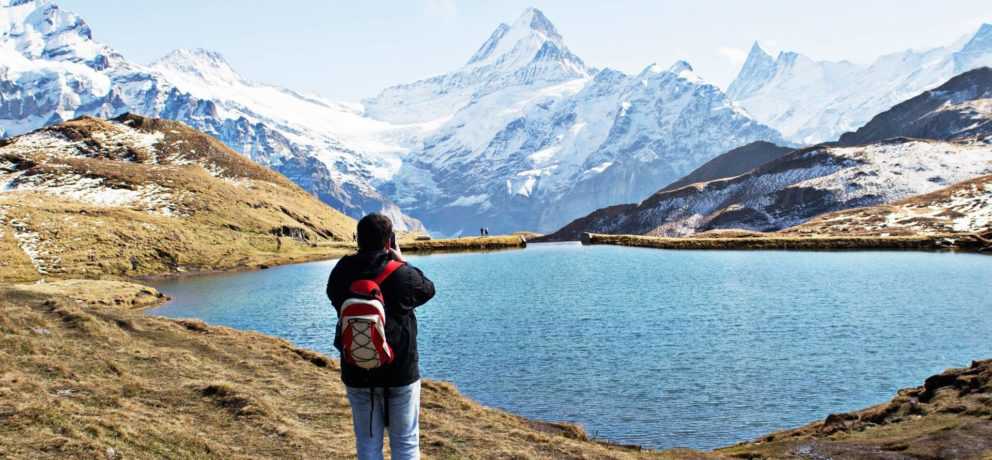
[327,250,435,387]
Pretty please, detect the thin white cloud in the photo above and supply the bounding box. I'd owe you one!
[718,46,748,65]
[424,0,457,21]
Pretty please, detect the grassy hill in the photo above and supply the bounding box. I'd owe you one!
[0,115,356,282]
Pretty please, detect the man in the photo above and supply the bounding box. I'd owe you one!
[327,214,435,460]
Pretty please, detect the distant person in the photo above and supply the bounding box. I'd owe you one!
[480,227,484,237]
[326,213,435,460]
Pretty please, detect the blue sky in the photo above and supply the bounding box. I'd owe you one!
[58,0,992,101]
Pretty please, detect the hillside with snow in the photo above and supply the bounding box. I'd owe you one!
[783,173,992,237]
[728,24,992,144]
[543,68,992,239]
[0,114,355,279]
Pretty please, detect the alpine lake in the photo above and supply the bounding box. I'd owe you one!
[148,243,992,450]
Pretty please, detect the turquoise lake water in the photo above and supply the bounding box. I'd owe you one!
[148,243,992,449]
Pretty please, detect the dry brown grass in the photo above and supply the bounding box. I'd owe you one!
[581,232,952,251]
[399,235,527,254]
[0,280,707,460]
[0,191,356,282]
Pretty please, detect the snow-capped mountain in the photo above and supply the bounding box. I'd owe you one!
[0,0,425,230]
[545,68,992,239]
[1,2,783,234]
[364,8,590,124]
[366,9,783,234]
[728,23,992,145]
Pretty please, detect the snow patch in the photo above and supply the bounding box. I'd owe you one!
[7,173,182,217]
[9,217,55,274]
[449,194,490,207]
[586,161,613,175]
[4,122,163,163]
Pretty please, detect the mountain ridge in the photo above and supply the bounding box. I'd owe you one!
[728,22,992,144]
[541,68,992,241]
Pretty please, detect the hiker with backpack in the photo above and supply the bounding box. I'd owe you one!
[326,213,435,460]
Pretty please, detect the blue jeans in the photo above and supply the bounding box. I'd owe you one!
[345,380,421,460]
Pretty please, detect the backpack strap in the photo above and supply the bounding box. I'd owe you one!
[373,260,404,284]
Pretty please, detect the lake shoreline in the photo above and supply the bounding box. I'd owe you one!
[133,235,528,282]
[3,276,991,458]
[579,232,992,253]
[0,279,666,458]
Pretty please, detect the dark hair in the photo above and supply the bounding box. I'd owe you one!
[357,213,393,252]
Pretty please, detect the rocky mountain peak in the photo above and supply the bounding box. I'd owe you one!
[727,41,777,100]
[971,23,992,44]
[463,7,585,73]
[0,0,46,9]
[747,41,771,59]
[513,7,561,41]
[667,60,694,74]
[151,48,244,85]
[954,23,992,72]
[635,60,698,82]
[0,0,119,70]
[467,23,511,65]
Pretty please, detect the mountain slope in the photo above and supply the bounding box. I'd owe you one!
[659,141,794,192]
[728,24,992,144]
[545,139,992,239]
[782,173,992,237]
[542,70,992,240]
[0,114,355,281]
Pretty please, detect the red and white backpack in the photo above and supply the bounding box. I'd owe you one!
[339,260,404,369]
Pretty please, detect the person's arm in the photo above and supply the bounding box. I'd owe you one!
[393,264,435,311]
[326,260,349,312]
